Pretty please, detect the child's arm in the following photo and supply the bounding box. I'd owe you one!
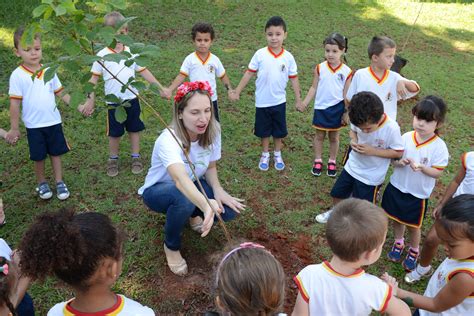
[291,293,309,316]
[301,68,320,112]
[56,89,71,105]
[139,69,168,99]
[396,79,420,99]
[78,75,100,116]
[349,129,358,147]
[384,296,411,316]
[352,144,403,159]
[5,98,21,144]
[407,159,444,179]
[432,165,466,218]
[231,71,255,101]
[164,73,187,99]
[290,76,303,111]
[342,74,353,124]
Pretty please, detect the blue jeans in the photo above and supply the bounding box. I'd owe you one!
[142,179,238,250]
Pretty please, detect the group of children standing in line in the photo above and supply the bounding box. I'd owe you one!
[0,11,472,316]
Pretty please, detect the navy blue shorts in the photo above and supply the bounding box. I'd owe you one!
[254,102,287,138]
[212,100,220,122]
[382,182,428,228]
[312,100,345,131]
[107,98,145,137]
[330,168,381,203]
[26,123,69,161]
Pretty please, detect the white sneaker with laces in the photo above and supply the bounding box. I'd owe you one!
[259,154,270,171]
[274,155,285,171]
[404,265,432,284]
[315,209,333,224]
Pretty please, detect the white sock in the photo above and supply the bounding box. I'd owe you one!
[274,151,282,157]
[261,152,270,158]
[417,264,431,274]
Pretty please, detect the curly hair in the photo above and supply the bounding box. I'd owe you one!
[191,22,215,40]
[348,91,384,127]
[18,209,125,291]
[0,257,16,315]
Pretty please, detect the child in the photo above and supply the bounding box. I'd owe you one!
[6,27,72,200]
[301,32,352,177]
[293,198,410,315]
[163,22,233,122]
[346,36,420,121]
[383,194,474,315]
[18,209,155,315]
[0,239,34,316]
[215,242,285,315]
[382,96,449,272]
[80,11,166,177]
[231,16,302,171]
[315,92,404,223]
[405,150,474,283]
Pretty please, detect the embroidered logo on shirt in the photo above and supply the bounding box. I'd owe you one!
[338,73,345,82]
[386,92,393,102]
[207,65,214,73]
[281,64,286,72]
[420,157,428,165]
[375,139,385,148]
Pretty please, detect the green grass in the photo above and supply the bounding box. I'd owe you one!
[1,0,473,314]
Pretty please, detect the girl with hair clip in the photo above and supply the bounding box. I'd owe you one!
[0,239,34,316]
[138,81,245,276]
[18,210,154,315]
[384,194,474,315]
[300,32,352,178]
[212,242,286,315]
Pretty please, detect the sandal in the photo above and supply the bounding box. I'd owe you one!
[189,216,204,233]
[163,244,188,276]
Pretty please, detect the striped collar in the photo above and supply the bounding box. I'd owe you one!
[368,66,389,85]
[19,64,44,79]
[267,46,284,58]
[322,261,364,278]
[194,51,211,64]
[412,131,438,148]
[326,60,343,73]
[63,294,124,315]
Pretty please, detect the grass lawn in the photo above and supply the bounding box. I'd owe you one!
[0,0,473,314]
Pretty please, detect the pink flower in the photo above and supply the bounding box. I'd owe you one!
[174,81,214,104]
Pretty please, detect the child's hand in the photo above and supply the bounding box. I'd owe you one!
[381,272,399,296]
[408,159,424,172]
[341,112,349,126]
[397,80,409,99]
[161,87,172,100]
[352,143,375,155]
[295,100,304,112]
[228,90,239,102]
[79,100,95,117]
[432,204,443,219]
[5,129,20,145]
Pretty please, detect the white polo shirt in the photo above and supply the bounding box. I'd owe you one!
[454,151,474,197]
[180,52,225,102]
[294,261,393,316]
[390,131,449,199]
[314,61,352,110]
[345,114,404,186]
[248,47,298,108]
[346,67,419,120]
[91,46,146,103]
[9,65,63,128]
[138,128,221,195]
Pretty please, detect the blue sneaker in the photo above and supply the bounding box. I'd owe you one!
[274,155,285,171]
[56,181,70,200]
[402,248,419,272]
[36,182,53,200]
[387,242,404,262]
[258,154,270,171]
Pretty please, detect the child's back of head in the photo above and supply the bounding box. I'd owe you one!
[438,194,474,243]
[215,242,285,315]
[348,91,384,127]
[368,36,396,59]
[327,198,388,262]
[104,11,125,27]
[0,256,16,315]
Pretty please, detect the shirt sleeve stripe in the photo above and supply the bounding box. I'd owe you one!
[91,71,101,76]
[137,67,147,73]
[179,71,189,77]
[218,70,226,79]
[288,74,298,78]
[9,95,23,100]
[461,152,467,171]
[54,86,64,94]
[432,165,446,170]
[379,284,392,313]
[247,68,257,73]
[293,275,310,303]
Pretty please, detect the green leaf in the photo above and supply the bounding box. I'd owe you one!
[114,105,127,123]
[86,30,98,41]
[70,91,85,109]
[102,53,124,63]
[98,26,116,46]
[39,19,55,32]
[44,6,54,19]
[115,34,134,46]
[32,4,49,18]
[79,38,92,52]
[149,83,162,95]
[131,81,146,91]
[80,55,101,65]
[22,23,41,48]
[130,43,145,54]
[110,0,128,10]
[62,39,82,56]
[62,60,81,73]
[44,65,59,83]
[133,56,151,68]
[54,4,67,16]
[83,82,95,93]
[114,16,136,32]
[105,94,122,104]
[42,0,53,4]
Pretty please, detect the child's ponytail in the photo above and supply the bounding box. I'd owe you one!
[0,258,16,315]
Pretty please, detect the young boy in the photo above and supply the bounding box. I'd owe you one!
[231,16,302,171]
[315,92,404,223]
[163,22,233,122]
[80,11,166,177]
[293,198,410,316]
[346,36,419,121]
[6,27,72,200]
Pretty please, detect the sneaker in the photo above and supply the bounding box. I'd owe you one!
[402,248,419,272]
[107,158,119,177]
[36,182,53,200]
[387,242,405,262]
[404,265,433,284]
[311,160,322,176]
[274,155,285,171]
[131,157,143,174]
[327,162,337,177]
[56,181,70,200]
[258,154,270,171]
[315,209,333,224]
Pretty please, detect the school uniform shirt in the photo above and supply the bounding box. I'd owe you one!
[179,52,225,102]
[314,61,352,110]
[454,151,474,197]
[248,47,298,108]
[0,239,12,260]
[345,114,404,186]
[390,131,449,199]
[346,67,420,120]
[138,128,221,195]
[91,46,146,103]
[419,257,474,316]
[47,294,155,315]
[294,261,393,316]
[9,65,64,128]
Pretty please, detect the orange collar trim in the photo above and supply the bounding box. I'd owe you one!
[195,52,211,65]
[412,131,438,148]
[376,113,388,130]
[369,67,388,85]
[106,46,127,54]
[64,294,124,315]
[326,61,343,73]
[322,261,364,278]
[267,47,284,58]
[20,64,44,79]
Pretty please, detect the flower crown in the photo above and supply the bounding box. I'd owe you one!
[174,81,213,104]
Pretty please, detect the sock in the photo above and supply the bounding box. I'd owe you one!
[328,159,336,164]
[315,158,323,162]
[273,151,281,157]
[109,155,119,160]
[131,153,140,159]
[261,152,270,158]
[409,247,419,253]
[416,264,431,274]
[395,238,404,246]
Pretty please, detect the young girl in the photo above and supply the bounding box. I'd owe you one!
[18,210,155,315]
[301,33,352,177]
[214,242,285,315]
[383,194,474,315]
[382,96,449,272]
[405,151,474,283]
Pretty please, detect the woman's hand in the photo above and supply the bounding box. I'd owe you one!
[213,187,246,214]
[201,199,220,237]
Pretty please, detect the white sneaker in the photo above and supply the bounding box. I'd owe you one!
[258,154,270,171]
[315,209,333,224]
[274,155,285,171]
[404,265,432,284]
